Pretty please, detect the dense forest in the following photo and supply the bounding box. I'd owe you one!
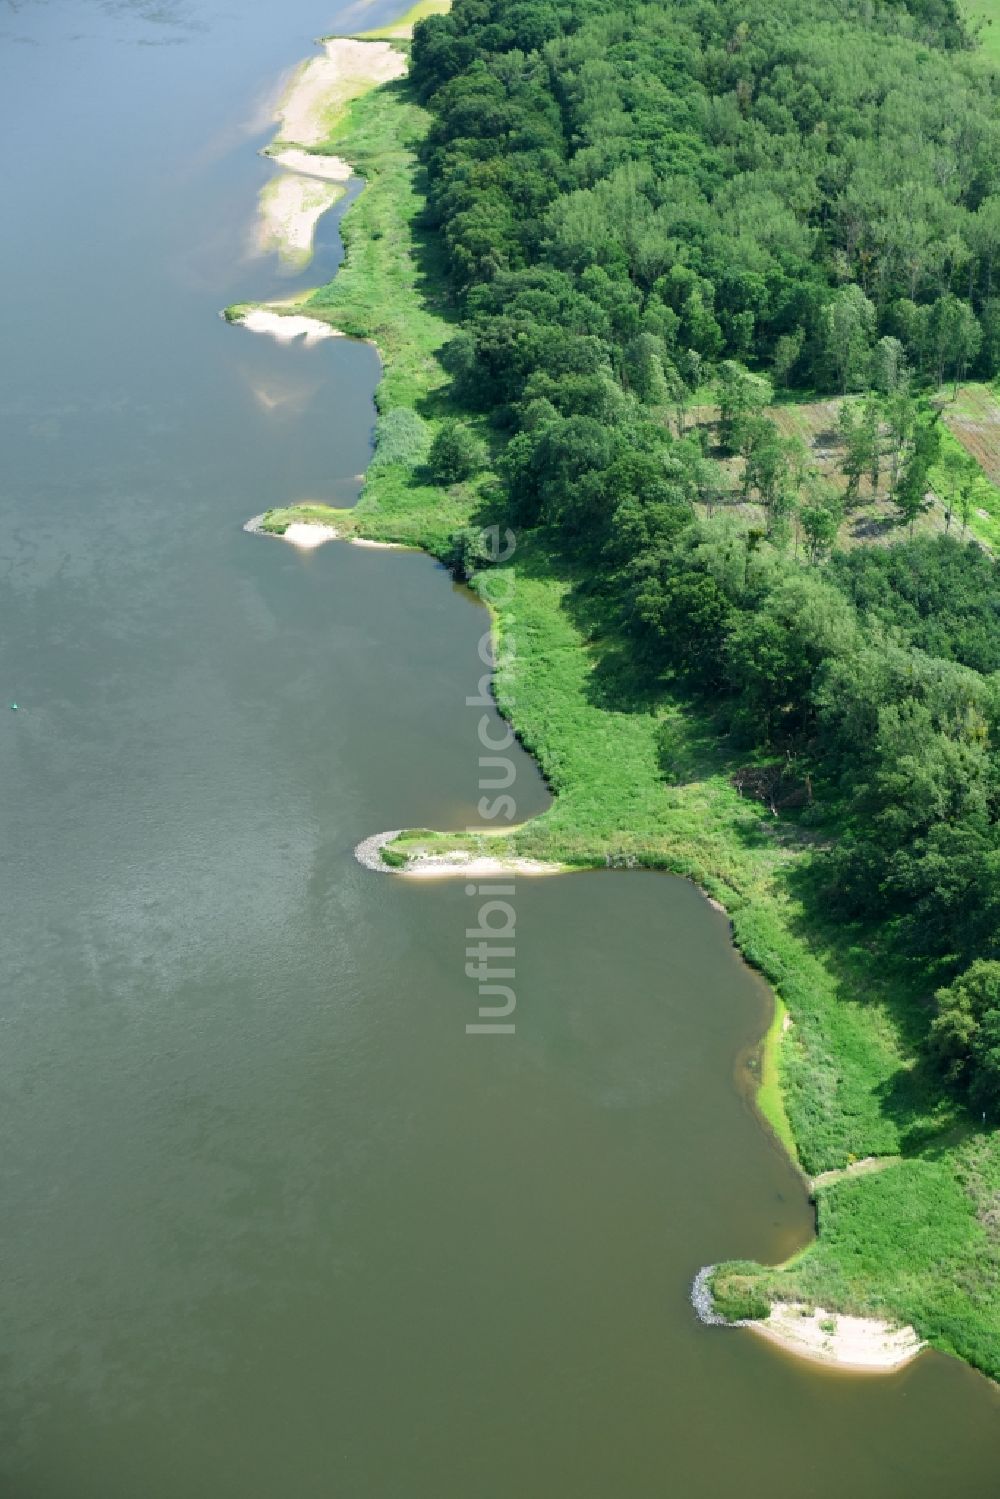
[409,0,1000,1104]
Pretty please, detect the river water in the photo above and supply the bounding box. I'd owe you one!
[2,3,999,1495]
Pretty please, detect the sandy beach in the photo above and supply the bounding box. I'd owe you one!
[236,309,341,343]
[282,522,340,548]
[350,537,410,550]
[243,514,340,547]
[810,1156,899,1192]
[750,1303,923,1372]
[273,39,407,150]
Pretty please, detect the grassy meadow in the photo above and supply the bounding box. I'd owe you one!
[963,0,1000,65]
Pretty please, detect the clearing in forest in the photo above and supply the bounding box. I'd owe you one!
[689,390,1000,550]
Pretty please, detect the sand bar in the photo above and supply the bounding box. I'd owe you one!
[258,173,344,267]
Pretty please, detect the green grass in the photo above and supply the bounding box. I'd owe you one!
[236,57,1000,1383]
[256,504,351,535]
[757,996,797,1161]
[300,78,494,553]
[962,0,1000,65]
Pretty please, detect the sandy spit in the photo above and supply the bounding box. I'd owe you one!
[244,520,415,553]
[692,1268,923,1374]
[750,1303,924,1372]
[236,309,341,344]
[354,834,564,877]
[243,514,339,548]
[274,39,407,150]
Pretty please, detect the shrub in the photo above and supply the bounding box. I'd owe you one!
[370,407,430,471]
[930,962,1000,1111]
[444,526,496,581]
[710,1266,772,1322]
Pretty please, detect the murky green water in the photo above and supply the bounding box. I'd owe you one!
[2,4,1000,1495]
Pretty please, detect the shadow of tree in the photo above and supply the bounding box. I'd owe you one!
[780,851,963,1149]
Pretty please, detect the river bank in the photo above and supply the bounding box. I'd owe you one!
[231,17,1000,1385]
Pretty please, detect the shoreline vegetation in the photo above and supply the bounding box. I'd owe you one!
[231,4,1000,1382]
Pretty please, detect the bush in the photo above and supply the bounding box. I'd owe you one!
[930,962,1000,1111]
[370,407,430,471]
[444,526,496,581]
[710,1266,772,1322]
[427,419,484,484]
